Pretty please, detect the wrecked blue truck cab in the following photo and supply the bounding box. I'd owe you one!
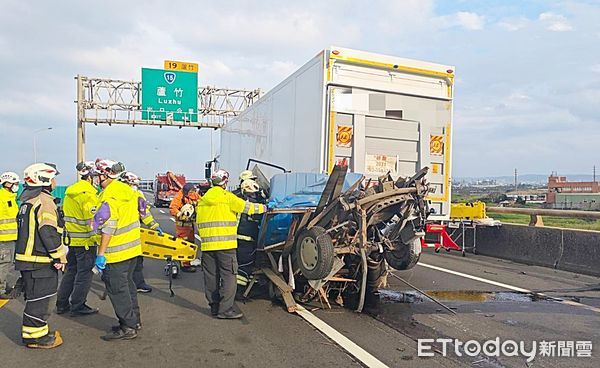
[250,165,431,313]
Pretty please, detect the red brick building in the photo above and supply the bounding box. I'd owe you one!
[546,175,600,204]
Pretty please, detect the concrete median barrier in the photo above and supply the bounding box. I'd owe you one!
[464,223,600,277]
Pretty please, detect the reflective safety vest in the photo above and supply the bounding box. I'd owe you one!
[136,190,159,230]
[15,190,67,269]
[63,180,98,247]
[0,187,18,242]
[196,186,266,252]
[97,180,141,264]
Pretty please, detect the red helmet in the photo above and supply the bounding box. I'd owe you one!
[211,169,229,186]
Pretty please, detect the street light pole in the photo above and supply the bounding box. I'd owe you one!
[154,147,168,172]
[33,127,53,162]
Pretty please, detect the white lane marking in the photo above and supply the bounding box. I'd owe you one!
[417,262,600,314]
[295,305,389,368]
[169,218,175,222]
[159,210,165,214]
[418,263,530,293]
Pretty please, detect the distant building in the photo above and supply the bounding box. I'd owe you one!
[553,193,600,210]
[506,189,547,203]
[546,175,600,204]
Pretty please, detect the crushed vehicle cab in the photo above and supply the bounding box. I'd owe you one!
[244,163,431,312]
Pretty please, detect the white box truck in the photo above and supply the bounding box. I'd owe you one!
[220,46,454,218]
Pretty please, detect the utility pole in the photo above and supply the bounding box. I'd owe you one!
[514,168,518,191]
[594,165,596,183]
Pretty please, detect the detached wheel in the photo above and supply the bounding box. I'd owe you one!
[385,238,422,271]
[295,226,334,280]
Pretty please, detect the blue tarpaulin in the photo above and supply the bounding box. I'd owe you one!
[264,172,362,245]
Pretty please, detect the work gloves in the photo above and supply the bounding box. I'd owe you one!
[95,255,107,271]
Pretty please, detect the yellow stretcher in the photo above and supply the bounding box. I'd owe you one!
[140,228,198,261]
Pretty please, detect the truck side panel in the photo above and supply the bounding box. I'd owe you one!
[220,54,326,179]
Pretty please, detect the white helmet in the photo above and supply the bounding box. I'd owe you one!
[95,158,125,179]
[211,169,230,186]
[181,203,195,217]
[120,171,141,186]
[24,163,59,187]
[241,179,260,194]
[0,171,19,185]
[239,170,257,182]
[76,161,96,177]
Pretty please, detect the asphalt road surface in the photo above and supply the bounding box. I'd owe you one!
[1,201,598,367]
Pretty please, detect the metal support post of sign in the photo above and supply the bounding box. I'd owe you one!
[76,75,86,163]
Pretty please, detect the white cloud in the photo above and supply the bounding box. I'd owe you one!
[497,17,529,31]
[438,11,485,30]
[539,12,573,32]
[456,12,485,30]
[591,64,600,73]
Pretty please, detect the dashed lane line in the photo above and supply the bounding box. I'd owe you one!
[417,262,600,314]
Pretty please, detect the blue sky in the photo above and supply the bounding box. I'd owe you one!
[0,0,599,183]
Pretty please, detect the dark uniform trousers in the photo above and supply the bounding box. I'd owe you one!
[21,268,58,343]
[56,246,96,311]
[202,249,238,314]
[237,240,257,281]
[132,256,146,288]
[104,258,140,329]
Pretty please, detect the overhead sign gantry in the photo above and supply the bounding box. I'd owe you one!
[75,60,261,162]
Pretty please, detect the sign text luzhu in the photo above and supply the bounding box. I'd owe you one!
[141,68,198,122]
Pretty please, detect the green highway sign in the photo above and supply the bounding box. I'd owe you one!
[141,68,198,122]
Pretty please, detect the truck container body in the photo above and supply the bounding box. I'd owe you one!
[220,47,454,219]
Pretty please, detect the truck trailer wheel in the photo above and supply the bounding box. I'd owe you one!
[385,238,422,271]
[295,226,334,280]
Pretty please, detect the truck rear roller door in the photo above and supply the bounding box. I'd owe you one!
[364,116,420,178]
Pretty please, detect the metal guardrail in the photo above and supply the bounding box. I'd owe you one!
[138,180,153,191]
[487,206,600,226]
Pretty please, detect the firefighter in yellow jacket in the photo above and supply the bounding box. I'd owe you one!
[56,162,99,316]
[0,171,20,299]
[196,169,266,319]
[15,163,67,349]
[92,159,142,341]
[120,171,163,293]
